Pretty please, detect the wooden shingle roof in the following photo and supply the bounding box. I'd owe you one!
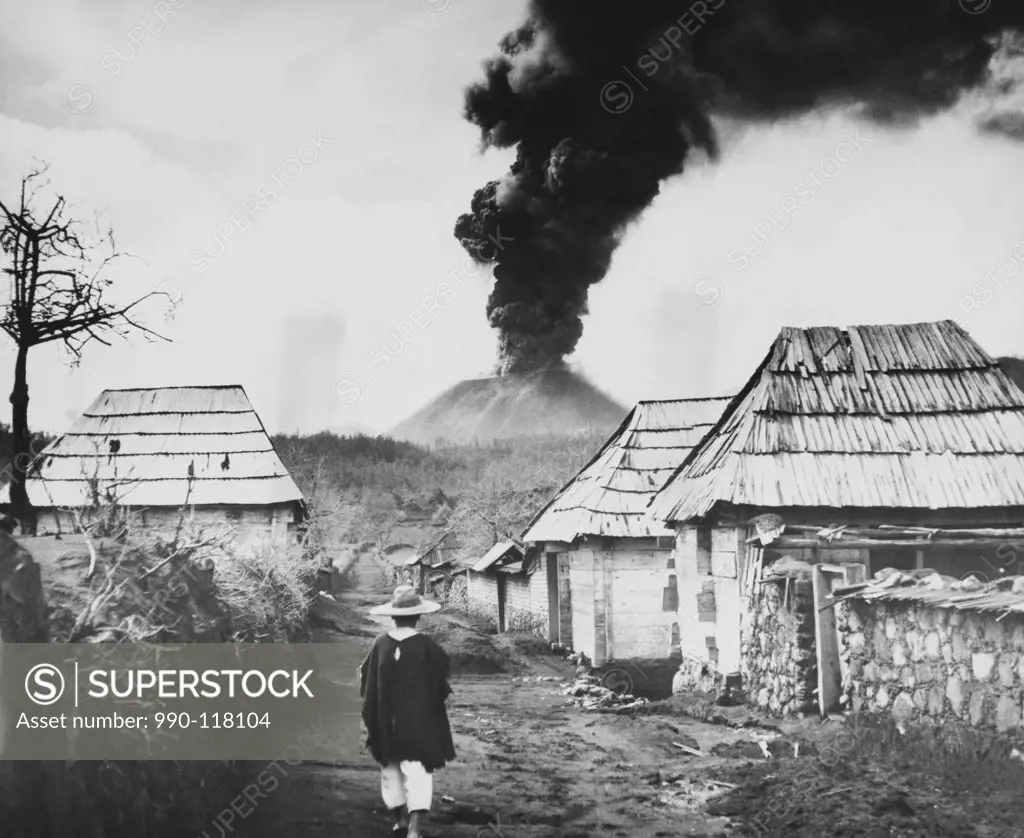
[2,385,303,509]
[522,397,732,542]
[650,321,1024,523]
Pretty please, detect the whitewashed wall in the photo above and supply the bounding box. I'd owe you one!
[569,547,597,660]
[675,526,743,674]
[607,539,676,660]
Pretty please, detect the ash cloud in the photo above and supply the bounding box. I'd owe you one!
[454,0,1024,376]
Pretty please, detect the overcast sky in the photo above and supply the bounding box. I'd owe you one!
[1,0,1023,437]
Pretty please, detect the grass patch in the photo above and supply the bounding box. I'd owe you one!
[842,712,1024,795]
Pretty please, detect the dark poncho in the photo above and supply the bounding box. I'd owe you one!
[359,632,456,772]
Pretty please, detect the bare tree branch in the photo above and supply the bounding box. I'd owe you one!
[0,161,174,530]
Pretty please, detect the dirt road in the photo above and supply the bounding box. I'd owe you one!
[254,550,1024,838]
[259,550,743,836]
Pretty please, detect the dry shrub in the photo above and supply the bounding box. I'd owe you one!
[38,531,231,643]
[213,544,315,642]
[0,526,316,838]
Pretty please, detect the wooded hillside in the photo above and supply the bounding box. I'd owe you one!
[272,430,605,559]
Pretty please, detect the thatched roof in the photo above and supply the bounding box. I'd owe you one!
[650,321,1024,523]
[523,397,732,542]
[2,386,302,509]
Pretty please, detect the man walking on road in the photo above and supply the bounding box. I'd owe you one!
[360,585,455,838]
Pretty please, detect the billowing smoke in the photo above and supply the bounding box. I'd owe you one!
[454,0,1024,376]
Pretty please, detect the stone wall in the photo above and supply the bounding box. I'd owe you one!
[837,598,1024,733]
[446,574,468,609]
[741,575,817,716]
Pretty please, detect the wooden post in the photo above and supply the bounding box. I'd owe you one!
[496,574,507,632]
[813,556,843,716]
[557,555,573,649]
[603,545,615,662]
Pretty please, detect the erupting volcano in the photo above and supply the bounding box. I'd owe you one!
[454,1,1024,375]
[389,368,626,447]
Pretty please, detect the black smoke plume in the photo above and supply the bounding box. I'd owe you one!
[454,0,1024,376]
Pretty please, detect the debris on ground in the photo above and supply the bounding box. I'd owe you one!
[510,675,563,683]
[562,674,649,712]
[647,692,782,730]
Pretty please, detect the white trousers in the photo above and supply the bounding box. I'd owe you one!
[380,760,433,813]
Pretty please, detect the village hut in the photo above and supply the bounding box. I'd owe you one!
[522,397,733,665]
[2,386,304,550]
[648,320,1024,714]
[406,528,460,593]
[465,540,548,633]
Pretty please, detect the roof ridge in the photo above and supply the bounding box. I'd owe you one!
[83,410,254,416]
[99,385,247,393]
[31,475,292,483]
[781,318,959,333]
[636,395,734,405]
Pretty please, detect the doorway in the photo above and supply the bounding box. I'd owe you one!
[496,574,507,633]
[813,562,866,714]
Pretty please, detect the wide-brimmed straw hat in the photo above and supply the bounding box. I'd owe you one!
[369,585,441,617]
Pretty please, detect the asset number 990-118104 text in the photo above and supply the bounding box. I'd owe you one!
[154,711,271,729]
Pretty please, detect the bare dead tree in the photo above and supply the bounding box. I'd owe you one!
[0,163,169,532]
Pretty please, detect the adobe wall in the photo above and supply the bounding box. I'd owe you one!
[505,574,546,634]
[465,566,547,635]
[35,504,298,555]
[466,571,499,625]
[837,599,1024,733]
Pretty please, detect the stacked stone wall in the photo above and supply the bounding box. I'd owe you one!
[837,599,1024,733]
[741,576,817,716]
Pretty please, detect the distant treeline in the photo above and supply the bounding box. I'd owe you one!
[271,430,603,520]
